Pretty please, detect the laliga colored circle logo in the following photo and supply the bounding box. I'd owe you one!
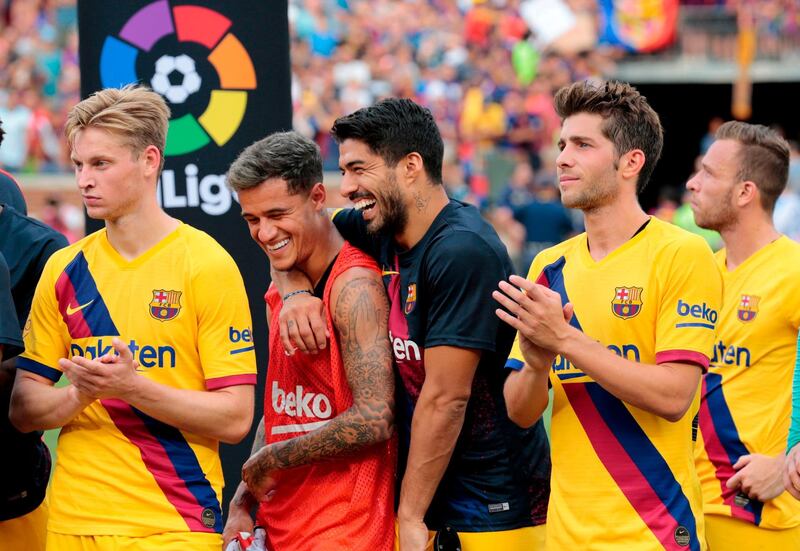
[99,0,256,156]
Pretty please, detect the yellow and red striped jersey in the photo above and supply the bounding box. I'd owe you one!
[18,224,256,537]
[507,217,721,550]
[695,236,800,529]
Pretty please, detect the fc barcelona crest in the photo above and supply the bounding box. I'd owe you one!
[149,289,182,321]
[737,294,760,322]
[405,283,417,314]
[612,286,643,319]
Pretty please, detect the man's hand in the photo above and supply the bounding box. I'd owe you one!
[493,275,575,354]
[278,292,328,355]
[398,517,430,551]
[727,453,785,501]
[58,337,139,400]
[222,489,255,549]
[784,445,800,499]
[242,446,278,502]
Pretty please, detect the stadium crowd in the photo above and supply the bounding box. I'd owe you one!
[2,0,800,265]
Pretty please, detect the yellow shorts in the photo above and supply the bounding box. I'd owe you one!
[46,531,222,551]
[0,500,48,551]
[395,523,546,551]
[705,515,800,550]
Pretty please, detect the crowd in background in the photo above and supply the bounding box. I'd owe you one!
[0,0,799,270]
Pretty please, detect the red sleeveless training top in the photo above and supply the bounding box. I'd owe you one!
[257,242,395,550]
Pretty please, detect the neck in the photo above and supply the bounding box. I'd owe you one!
[105,199,179,260]
[583,194,649,261]
[299,219,344,287]
[720,212,780,270]
[395,182,450,250]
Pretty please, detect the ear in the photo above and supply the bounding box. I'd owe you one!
[309,182,327,211]
[141,144,162,178]
[618,149,646,181]
[401,152,425,185]
[736,180,759,208]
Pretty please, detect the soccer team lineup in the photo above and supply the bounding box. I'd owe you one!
[3,3,800,551]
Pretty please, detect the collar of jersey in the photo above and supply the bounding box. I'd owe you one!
[577,215,654,269]
[717,234,788,275]
[98,223,184,269]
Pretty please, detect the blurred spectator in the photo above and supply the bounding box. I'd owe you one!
[507,171,575,270]
[497,156,536,210]
[651,186,682,222]
[774,140,800,241]
[38,195,80,243]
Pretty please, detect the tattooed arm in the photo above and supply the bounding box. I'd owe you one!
[223,416,266,545]
[242,266,394,501]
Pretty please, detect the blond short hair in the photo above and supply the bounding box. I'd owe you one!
[65,85,170,171]
[715,121,790,213]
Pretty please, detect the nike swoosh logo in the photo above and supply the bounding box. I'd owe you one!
[66,300,94,316]
[381,270,400,276]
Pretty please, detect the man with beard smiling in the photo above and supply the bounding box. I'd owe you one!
[494,81,720,549]
[687,122,800,549]
[276,98,551,551]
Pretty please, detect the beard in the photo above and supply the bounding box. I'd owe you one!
[561,169,618,211]
[693,188,737,232]
[367,171,408,236]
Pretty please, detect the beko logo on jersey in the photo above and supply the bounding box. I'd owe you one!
[70,339,176,368]
[229,326,253,343]
[676,300,717,327]
[389,330,421,361]
[271,381,332,419]
[711,341,751,368]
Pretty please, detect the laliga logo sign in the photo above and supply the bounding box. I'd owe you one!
[99,0,256,155]
[99,1,257,215]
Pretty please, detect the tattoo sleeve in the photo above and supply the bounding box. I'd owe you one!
[259,272,394,472]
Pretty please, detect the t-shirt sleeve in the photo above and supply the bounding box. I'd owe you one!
[424,232,509,352]
[17,255,67,381]
[331,208,383,260]
[654,236,722,370]
[194,248,258,390]
[505,252,547,371]
[0,252,23,359]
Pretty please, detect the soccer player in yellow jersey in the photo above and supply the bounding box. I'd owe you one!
[494,81,721,550]
[8,86,257,551]
[687,121,800,549]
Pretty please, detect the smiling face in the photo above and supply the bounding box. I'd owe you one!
[238,178,327,272]
[686,139,740,231]
[337,138,408,235]
[70,127,159,223]
[556,113,621,211]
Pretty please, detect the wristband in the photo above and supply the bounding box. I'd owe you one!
[282,289,313,301]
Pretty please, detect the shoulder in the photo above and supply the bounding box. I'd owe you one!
[4,207,68,249]
[650,218,709,249]
[773,236,800,275]
[177,224,239,271]
[329,265,387,329]
[330,265,384,303]
[42,231,97,272]
[427,203,511,264]
[527,233,585,274]
[648,218,714,260]
[540,233,584,261]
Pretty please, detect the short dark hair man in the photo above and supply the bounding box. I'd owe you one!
[276,99,551,550]
[495,81,721,549]
[222,131,396,550]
